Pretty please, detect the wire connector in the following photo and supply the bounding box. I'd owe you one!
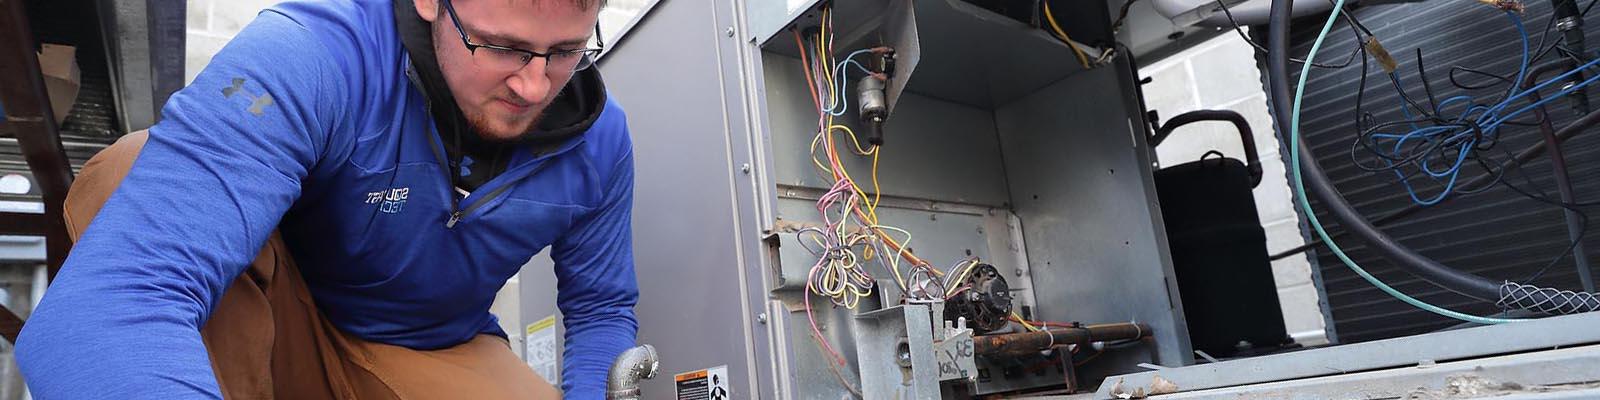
[1364,37,1399,73]
[1477,0,1525,13]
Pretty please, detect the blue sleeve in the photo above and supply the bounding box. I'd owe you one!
[551,145,640,399]
[15,10,345,399]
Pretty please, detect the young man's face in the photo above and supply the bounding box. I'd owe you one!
[414,0,601,142]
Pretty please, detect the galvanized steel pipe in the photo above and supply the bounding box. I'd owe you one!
[605,344,659,400]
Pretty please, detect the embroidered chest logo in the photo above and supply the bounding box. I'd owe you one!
[366,187,410,214]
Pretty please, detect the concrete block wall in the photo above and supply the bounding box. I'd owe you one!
[1139,33,1331,346]
[185,0,280,84]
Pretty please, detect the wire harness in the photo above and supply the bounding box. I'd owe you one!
[1271,0,1600,324]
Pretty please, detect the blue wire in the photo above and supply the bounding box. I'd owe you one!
[823,49,876,117]
[1436,95,1476,115]
[1289,0,1521,325]
[1371,10,1600,206]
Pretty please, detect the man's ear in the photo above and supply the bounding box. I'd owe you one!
[413,0,439,23]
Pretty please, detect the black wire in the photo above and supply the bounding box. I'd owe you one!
[1417,48,1441,115]
[1535,8,1562,57]
[1441,67,1550,129]
[1348,119,1464,172]
[1471,147,1600,207]
[1586,0,1600,17]
[1388,73,1444,122]
[1474,152,1591,284]
[1453,149,1509,195]
[1110,0,1142,35]
[1216,0,1362,69]
[1270,0,1513,303]
[1283,0,1596,295]
[1449,66,1514,90]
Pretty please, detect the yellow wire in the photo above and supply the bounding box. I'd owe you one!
[1011,312,1042,332]
[868,224,915,293]
[803,10,944,303]
[953,259,980,292]
[824,125,881,223]
[1042,1,1091,69]
[809,130,836,177]
[869,140,882,218]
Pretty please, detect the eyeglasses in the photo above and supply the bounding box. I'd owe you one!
[440,0,605,74]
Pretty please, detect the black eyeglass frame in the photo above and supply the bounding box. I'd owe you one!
[440,0,605,72]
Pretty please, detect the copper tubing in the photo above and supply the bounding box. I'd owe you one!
[973,322,1151,357]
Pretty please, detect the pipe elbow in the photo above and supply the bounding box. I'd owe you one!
[606,344,659,400]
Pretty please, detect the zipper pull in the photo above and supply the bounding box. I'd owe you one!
[446,211,464,228]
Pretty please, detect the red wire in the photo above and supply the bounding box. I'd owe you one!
[793,30,821,112]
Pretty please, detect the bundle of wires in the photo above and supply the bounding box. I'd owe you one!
[787,3,1137,388]
[1354,9,1600,205]
[942,257,982,300]
[1042,0,1114,68]
[789,7,953,395]
[1283,0,1600,324]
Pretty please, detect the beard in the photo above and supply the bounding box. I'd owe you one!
[463,102,546,145]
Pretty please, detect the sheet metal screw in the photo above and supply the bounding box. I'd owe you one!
[757,313,768,324]
[740,163,752,174]
[726,26,735,37]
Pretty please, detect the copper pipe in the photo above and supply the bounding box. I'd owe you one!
[973,322,1151,357]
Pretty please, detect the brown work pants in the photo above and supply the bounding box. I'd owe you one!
[62,132,559,399]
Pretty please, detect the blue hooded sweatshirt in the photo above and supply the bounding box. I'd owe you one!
[14,0,638,398]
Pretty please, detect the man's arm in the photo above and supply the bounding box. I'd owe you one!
[15,10,345,399]
[552,144,640,399]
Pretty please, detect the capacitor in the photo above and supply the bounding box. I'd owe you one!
[857,75,888,146]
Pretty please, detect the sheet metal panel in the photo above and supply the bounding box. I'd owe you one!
[995,62,1192,377]
[521,0,770,397]
[1093,312,1600,399]
[761,52,1012,207]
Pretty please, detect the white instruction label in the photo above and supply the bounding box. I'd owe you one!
[674,365,730,400]
[524,315,559,385]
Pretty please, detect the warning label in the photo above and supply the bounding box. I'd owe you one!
[524,315,559,385]
[674,365,729,400]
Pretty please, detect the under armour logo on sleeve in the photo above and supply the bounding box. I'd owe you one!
[222,78,275,116]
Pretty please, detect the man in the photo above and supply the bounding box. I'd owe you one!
[15,0,637,398]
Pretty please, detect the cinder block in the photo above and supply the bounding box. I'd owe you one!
[1192,38,1264,105]
[184,33,230,84]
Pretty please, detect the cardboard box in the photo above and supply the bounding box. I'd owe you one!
[37,43,80,124]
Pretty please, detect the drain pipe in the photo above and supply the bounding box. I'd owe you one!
[606,344,660,400]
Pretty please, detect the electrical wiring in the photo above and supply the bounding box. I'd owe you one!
[1009,312,1042,332]
[1286,0,1524,324]
[1214,0,1365,69]
[793,29,822,112]
[1464,151,1590,285]
[1110,0,1142,35]
[1352,8,1600,206]
[1042,0,1092,68]
[942,258,982,297]
[1010,315,1077,330]
[797,6,1116,393]
[823,50,879,117]
[791,8,970,392]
